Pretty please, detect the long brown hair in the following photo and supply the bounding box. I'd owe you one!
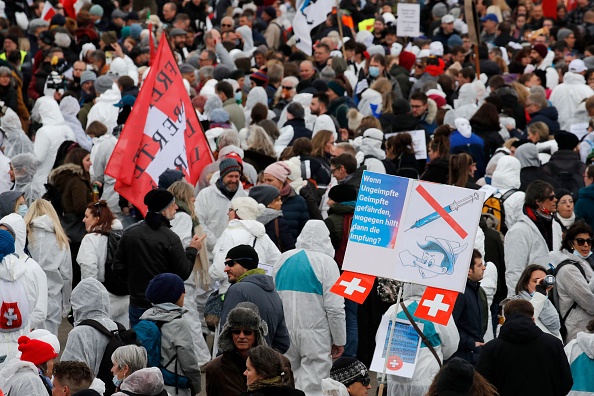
[449,152,474,187]
[426,365,499,396]
[86,200,114,234]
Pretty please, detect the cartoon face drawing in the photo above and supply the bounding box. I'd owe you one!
[399,237,467,279]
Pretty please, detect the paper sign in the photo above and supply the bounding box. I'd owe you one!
[330,271,376,304]
[343,172,484,293]
[396,3,421,37]
[258,263,274,276]
[370,317,423,378]
[385,130,427,160]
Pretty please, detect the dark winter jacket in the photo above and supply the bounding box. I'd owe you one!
[204,351,248,396]
[281,190,310,240]
[476,315,573,396]
[48,163,92,216]
[220,273,291,353]
[470,119,505,160]
[325,203,355,267]
[243,150,276,174]
[284,118,313,146]
[542,150,586,197]
[421,157,449,184]
[257,208,296,253]
[450,279,487,365]
[520,167,554,192]
[528,107,561,134]
[328,96,357,130]
[576,184,594,232]
[389,64,413,99]
[300,155,331,190]
[114,213,197,308]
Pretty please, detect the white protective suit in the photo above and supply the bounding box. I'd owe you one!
[196,148,258,191]
[0,214,48,330]
[386,284,459,396]
[60,96,92,151]
[11,153,45,205]
[504,212,562,297]
[61,278,118,375]
[90,133,120,218]
[195,183,247,257]
[489,155,525,231]
[0,254,37,369]
[31,97,75,185]
[110,56,139,86]
[535,50,559,89]
[273,220,346,396]
[355,129,386,174]
[168,211,212,366]
[210,219,281,294]
[0,358,48,395]
[243,87,274,126]
[77,219,129,327]
[25,214,71,336]
[86,83,122,135]
[550,72,594,131]
[1,108,33,159]
[565,331,594,395]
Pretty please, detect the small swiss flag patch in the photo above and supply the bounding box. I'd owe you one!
[0,301,23,330]
[414,287,458,326]
[330,271,376,304]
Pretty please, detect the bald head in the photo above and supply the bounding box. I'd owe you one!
[300,60,315,80]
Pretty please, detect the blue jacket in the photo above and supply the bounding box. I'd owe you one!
[576,184,594,231]
[281,191,310,240]
[450,131,487,179]
[528,107,561,134]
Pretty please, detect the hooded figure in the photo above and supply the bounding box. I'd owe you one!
[384,283,460,395]
[60,96,92,151]
[490,156,525,231]
[514,142,554,191]
[89,125,120,218]
[25,209,72,336]
[210,197,281,294]
[565,329,594,394]
[113,367,168,396]
[0,214,48,331]
[0,191,24,218]
[1,108,33,159]
[86,78,122,135]
[31,96,76,185]
[0,229,38,370]
[453,84,479,121]
[550,71,594,131]
[11,153,44,205]
[273,220,346,396]
[61,278,119,375]
[355,128,386,174]
[244,86,274,125]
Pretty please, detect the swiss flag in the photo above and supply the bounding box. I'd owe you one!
[41,1,57,21]
[0,301,23,329]
[105,38,213,216]
[414,287,458,326]
[330,271,376,304]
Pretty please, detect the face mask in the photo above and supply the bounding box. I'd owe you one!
[235,91,242,103]
[113,374,123,388]
[369,66,380,77]
[17,204,27,218]
[573,249,593,259]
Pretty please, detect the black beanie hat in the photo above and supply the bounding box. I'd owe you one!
[226,244,259,270]
[145,273,185,304]
[555,131,579,151]
[328,184,358,203]
[330,357,368,386]
[144,189,175,213]
[158,169,184,190]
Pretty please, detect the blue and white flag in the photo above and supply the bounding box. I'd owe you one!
[293,0,335,55]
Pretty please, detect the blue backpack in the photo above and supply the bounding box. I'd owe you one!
[133,320,192,390]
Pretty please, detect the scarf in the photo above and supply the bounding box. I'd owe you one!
[237,268,266,283]
[525,205,554,251]
[176,200,200,228]
[216,177,238,200]
[247,376,284,392]
[555,212,575,229]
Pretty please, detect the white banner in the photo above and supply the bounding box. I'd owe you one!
[396,3,421,38]
[293,0,335,55]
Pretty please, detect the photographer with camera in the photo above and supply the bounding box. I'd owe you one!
[510,264,561,339]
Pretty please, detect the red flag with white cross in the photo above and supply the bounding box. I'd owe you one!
[330,271,376,304]
[414,287,458,326]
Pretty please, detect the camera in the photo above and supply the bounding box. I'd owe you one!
[541,274,555,288]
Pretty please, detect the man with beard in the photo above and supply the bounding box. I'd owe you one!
[196,158,248,260]
[530,44,559,89]
[170,28,189,63]
[114,189,205,326]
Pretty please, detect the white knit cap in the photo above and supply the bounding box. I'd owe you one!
[231,197,264,220]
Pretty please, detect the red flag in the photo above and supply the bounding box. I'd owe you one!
[414,287,458,326]
[542,0,557,19]
[41,2,57,21]
[148,23,156,66]
[330,271,376,304]
[105,39,213,216]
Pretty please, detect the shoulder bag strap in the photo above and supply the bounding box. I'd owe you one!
[274,218,284,252]
[400,302,442,367]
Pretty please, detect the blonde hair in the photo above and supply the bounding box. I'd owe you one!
[247,125,276,157]
[370,77,393,114]
[167,181,196,220]
[24,199,69,250]
[311,130,334,157]
[527,121,550,141]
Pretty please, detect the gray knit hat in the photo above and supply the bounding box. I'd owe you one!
[94,75,114,94]
[249,185,280,207]
[557,28,573,42]
[218,303,268,352]
[432,2,448,18]
[80,71,96,85]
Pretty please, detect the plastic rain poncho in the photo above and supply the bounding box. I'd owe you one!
[11,153,44,205]
[60,96,92,151]
[1,108,33,159]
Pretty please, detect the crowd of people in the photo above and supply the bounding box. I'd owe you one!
[0,0,594,394]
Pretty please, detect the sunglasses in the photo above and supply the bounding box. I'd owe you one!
[230,328,254,336]
[224,257,254,267]
[356,377,371,386]
[543,194,556,201]
[221,24,233,27]
[575,238,593,247]
[282,85,294,90]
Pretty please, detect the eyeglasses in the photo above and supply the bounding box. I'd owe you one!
[282,85,294,90]
[230,328,254,336]
[224,257,254,267]
[544,194,556,201]
[221,24,233,27]
[575,238,593,246]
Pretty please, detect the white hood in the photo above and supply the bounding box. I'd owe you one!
[562,71,587,85]
[32,96,65,126]
[30,214,56,233]
[576,331,594,359]
[0,254,26,282]
[491,155,521,190]
[226,219,266,239]
[0,213,27,255]
[455,84,477,108]
[295,220,335,258]
[96,86,122,104]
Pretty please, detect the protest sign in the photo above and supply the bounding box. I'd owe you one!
[371,316,423,378]
[396,3,421,37]
[342,172,484,293]
[384,130,427,160]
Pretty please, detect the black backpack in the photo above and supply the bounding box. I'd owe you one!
[550,259,587,341]
[42,182,64,217]
[78,319,137,396]
[102,230,128,296]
